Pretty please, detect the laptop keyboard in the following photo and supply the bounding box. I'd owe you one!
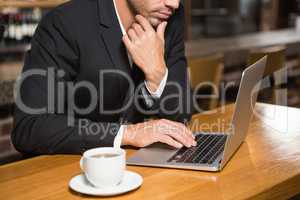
[167,133,227,164]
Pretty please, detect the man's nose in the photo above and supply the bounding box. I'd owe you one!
[164,0,180,10]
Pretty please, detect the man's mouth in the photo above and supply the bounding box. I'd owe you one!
[155,11,172,20]
[160,9,172,15]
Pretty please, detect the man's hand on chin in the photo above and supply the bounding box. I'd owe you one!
[122,15,168,92]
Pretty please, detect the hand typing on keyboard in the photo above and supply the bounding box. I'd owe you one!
[122,119,197,148]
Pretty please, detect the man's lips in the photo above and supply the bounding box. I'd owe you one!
[160,9,173,16]
[154,11,172,20]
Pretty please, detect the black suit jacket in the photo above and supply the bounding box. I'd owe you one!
[12,0,193,154]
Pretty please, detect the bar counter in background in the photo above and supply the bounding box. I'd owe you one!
[186,28,300,67]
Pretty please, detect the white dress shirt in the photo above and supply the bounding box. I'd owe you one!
[112,0,168,148]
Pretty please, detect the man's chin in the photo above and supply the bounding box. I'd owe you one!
[148,17,165,27]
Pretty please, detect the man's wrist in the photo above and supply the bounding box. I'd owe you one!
[145,68,168,98]
[146,65,167,93]
[121,125,132,146]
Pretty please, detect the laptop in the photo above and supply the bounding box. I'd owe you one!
[127,57,267,171]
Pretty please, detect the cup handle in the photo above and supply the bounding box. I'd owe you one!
[80,157,85,172]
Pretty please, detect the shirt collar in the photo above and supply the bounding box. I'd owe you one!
[113,0,126,36]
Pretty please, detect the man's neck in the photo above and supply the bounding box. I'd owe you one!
[115,0,135,32]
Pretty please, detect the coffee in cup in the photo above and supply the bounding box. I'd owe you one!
[80,147,126,188]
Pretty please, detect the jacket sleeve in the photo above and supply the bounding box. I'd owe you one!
[11,10,120,155]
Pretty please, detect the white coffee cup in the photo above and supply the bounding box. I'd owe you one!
[80,147,126,188]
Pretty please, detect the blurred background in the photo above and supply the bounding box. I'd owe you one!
[0,0,300,164]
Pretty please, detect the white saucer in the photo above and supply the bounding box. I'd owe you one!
[69,170,143,196]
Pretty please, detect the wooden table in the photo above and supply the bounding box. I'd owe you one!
[1,103,300,200]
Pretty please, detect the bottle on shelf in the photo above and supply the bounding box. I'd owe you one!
[8,13,16,45]
[0,15,4,42]
[1,8,42,47]
[15,13,23,42]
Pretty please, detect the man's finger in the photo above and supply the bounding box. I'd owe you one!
[135,15,153,32]
[132,23,144,36]
[128,28,138,42]
[159,124,192,148]
[122,35,133,50]
[157,21,167,41]
[157,134,183,149]
[163,120,196,143]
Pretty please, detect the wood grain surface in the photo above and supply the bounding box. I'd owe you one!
[0,103,300,200]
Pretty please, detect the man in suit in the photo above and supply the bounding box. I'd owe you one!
[12,0,196,155]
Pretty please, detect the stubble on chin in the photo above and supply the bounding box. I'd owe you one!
[148,17,163,27]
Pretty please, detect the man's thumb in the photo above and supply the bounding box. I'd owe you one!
[157,21,168,40]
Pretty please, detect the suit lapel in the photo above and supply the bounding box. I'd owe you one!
[101,28,131,75]
[97,0,131,76]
